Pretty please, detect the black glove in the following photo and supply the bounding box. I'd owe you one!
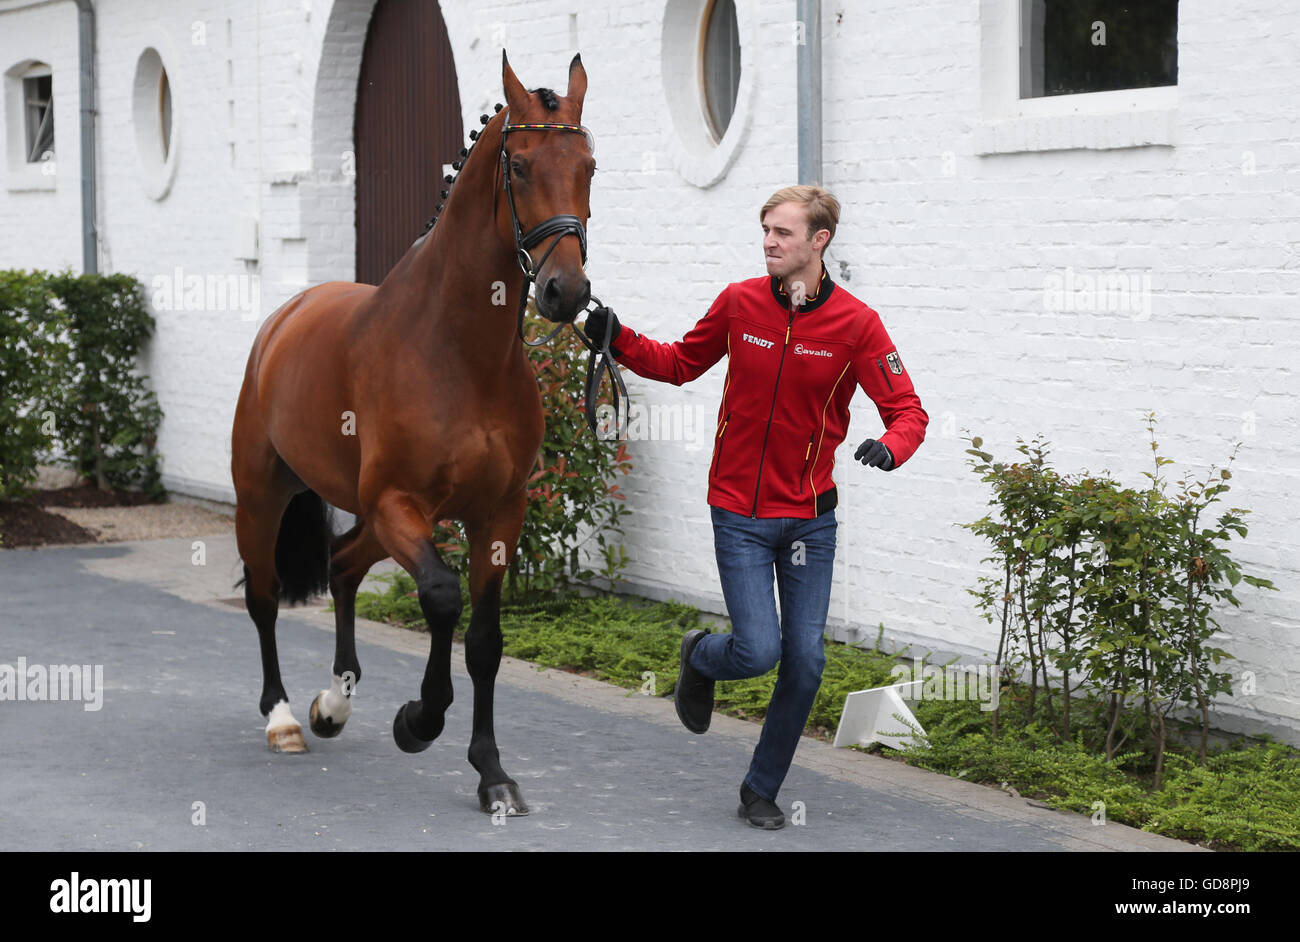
[584,305,621,347]
[854,438,894,471]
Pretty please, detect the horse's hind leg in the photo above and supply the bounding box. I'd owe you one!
[232,394,314,754]
[309,518,387,738]
[235,490,308,754]
[464,489,529,815]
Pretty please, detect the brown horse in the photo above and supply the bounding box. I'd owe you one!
[229,52,595,816]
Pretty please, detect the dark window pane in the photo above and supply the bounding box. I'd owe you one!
[23,74,54,162]
[1021,0,1177,98]
[160,68,172,161]
[703,0,741,140]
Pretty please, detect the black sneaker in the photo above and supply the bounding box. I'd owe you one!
[738,784,785,826]
[738,782,785,830]
[675,629,715,734]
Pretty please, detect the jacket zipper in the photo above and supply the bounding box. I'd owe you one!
[877,357,894,392]
[711,411,732,477]
[798,432,814,494]
[751,310,796,517]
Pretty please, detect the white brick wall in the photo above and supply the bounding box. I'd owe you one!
[1,0,1295,742]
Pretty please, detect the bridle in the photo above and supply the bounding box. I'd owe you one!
[499,110,627,440]
[500,115,589,345]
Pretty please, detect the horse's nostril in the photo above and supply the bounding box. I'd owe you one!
[541,279,560,312]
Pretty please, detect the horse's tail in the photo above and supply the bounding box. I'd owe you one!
[236,490,333,605]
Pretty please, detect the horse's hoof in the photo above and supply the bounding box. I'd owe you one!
[267,724,308,754]
[479,781,529,816]
[392,700,439,754]
[309,693,346,738]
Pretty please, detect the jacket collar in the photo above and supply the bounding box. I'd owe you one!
[769,262,834,313]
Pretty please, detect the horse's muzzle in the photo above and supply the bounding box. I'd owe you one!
[536,271,591,323]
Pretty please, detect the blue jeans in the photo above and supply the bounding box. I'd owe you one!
[690,505,838,801]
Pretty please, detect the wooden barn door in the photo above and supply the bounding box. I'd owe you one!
[354,0,463,285]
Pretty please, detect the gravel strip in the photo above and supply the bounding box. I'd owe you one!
[25,465,237,544]
[43,503,236,542]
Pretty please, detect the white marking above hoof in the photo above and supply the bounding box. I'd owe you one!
[316,674,355,726]
[266,701,308,754]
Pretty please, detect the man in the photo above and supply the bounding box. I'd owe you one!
[583,185,928,828]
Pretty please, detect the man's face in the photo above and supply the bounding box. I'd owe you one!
[762,201,828,281]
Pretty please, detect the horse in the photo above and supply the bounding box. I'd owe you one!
[229,52,596,816]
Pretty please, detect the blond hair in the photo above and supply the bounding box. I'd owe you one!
[759,185,840,250]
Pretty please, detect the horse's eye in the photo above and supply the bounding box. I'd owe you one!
[510,161,525,179]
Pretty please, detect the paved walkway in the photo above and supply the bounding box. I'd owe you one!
[0,534,1204,851]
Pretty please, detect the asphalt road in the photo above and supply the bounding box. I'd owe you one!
[0,535,1203,852]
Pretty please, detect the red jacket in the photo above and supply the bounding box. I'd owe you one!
[610,266,928,519]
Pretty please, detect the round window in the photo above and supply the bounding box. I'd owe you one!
[133,47,178,199]
[661,0,755,188]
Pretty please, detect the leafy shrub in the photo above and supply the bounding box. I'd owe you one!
[46,272,163,496]
[961,413,1276,786]
[0,270,163,500]
[0,270,67,499]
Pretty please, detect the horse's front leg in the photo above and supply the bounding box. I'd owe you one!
[370,492,462,752]
[464,489,528,815]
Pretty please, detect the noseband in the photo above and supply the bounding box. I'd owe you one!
[499,112,627,440]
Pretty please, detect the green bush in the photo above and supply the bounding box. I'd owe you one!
[960,413,1276,786]
[0,270,67,499]
[0,270,163,500]
[46,272,163,497]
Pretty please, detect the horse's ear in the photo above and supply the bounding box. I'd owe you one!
[502,49,529,114]
[566,53,587,111]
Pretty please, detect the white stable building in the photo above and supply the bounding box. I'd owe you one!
[1,0,1296,744]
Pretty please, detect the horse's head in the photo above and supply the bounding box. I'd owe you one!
[500,52,594,324]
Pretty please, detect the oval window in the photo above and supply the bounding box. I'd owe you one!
[701,0,741,142]
[133,47,178,199]
[661,0,754,187]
